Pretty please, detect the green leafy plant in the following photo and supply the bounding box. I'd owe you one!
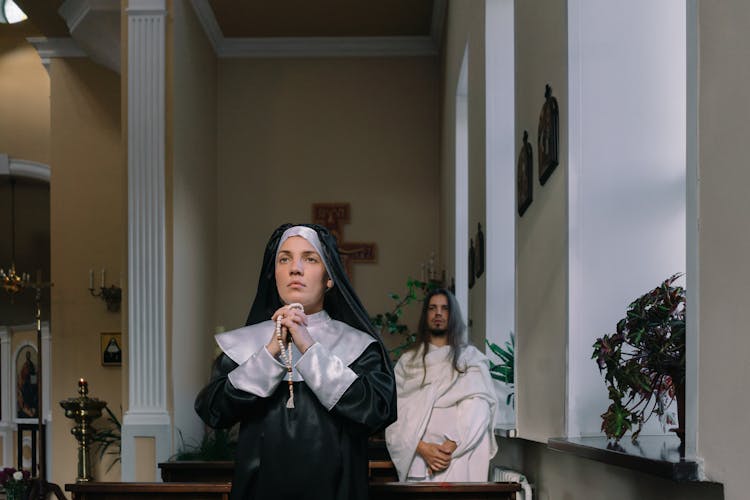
[486,332,515,407]
[90,405,122,473]
[370,278,440,360]
[171,427,238,461]
[592,273,686,443]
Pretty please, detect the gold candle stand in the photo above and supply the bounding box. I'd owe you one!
[59,379,107,483]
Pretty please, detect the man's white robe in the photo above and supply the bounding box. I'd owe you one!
[385,343,498,482]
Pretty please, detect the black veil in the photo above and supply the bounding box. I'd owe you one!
[245,223,394,377]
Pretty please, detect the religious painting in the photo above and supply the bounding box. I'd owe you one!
[475,223,485,279]
[517,130,533,216]
[16,345,39,419]
[537,84,559,185]
[101,332,122,366]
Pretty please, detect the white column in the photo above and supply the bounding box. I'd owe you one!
[0,327,12,467]
[484,0,516,427]
[122,0,171,482]
[41,322,53,478]
[455,46,469,319]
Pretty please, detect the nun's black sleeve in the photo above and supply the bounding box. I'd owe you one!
[195,353,267,429]
[332,343,397,434]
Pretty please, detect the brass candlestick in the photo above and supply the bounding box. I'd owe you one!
[59,379,107,483]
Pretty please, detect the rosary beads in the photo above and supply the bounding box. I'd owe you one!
[276,303,304,408]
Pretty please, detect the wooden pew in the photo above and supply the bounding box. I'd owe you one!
[370,482,522,500]
[65,481,521,500]
[65,482,231,500]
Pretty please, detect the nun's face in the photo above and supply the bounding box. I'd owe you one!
[275,236,330,313]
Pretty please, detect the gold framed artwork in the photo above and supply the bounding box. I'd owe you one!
[101,332,122,366]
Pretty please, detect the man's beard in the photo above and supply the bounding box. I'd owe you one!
[429,328,448,337]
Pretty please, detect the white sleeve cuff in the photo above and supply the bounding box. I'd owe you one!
[295,342,358,410]
[443,432,459,444]
[227,346,286,397]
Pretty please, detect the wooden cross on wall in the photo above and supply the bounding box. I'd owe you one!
[312,203,377,281]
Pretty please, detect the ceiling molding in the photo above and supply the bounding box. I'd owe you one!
[189,0,221,53]
[189,0,438,58]
[58,0,121,73]
[126,0,166,15]
[0,155,51,183]
[26,37,86,73]
[220,36,437,58]
[430,0,447,49]
[59,0,119,31]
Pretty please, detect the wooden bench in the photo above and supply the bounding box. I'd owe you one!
[65,481,520,500]
[158,459,400,483]
[65,482,231,500]
[370,482,521,500]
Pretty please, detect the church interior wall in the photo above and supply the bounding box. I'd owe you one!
[440,0,487,349]
[513,0,568,443]
[444,1,734,498]
[0,22,50,164]
[214,56,441,352]
[48,57,123,487]
[170,0,219,450]
[0,22,52,326]
[696,1,750,498]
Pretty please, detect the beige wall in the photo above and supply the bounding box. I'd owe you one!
[441,0,750,498]
[49,57,123,486]
[440,1,488,348]
[171,0,218,446]
[215,56,441,347]
[0,24,52,326]
[697,1,750,498]
[514,0,568,442]
[0,23,50,164]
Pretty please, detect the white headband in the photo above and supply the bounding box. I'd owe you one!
[276,226,333,283]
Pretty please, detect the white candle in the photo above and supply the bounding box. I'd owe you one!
[89,269,94,289]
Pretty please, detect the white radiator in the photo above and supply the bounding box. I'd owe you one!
[492,466,533,500]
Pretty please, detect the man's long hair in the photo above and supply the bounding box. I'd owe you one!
[412,288,467,384]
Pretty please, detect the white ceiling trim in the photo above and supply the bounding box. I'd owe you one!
[189,0,438,58]
[58,0,119,33]
[430,0,447,49]
[220,36,437,58]
[0,155,51,183]
[189,0,222,53]
[26,37,86,73]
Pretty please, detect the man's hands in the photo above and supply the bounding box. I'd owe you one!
[265,306,315,356]
[416,439,457,474]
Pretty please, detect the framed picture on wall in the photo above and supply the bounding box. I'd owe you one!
[517,130,533,216]
[538,84,559,185]
[101,332,122,366]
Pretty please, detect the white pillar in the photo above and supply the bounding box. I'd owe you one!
[0,326,12,467]
[122,0,171,482]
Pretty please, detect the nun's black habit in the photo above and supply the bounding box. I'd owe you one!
[195,224,396,500]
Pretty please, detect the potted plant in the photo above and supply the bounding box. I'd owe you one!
[370,277,440,361]
[91,405,122,473]
[486,332,515,407]
[592,274,686,443]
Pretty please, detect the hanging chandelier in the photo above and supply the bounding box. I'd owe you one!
[0,178,30,297]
